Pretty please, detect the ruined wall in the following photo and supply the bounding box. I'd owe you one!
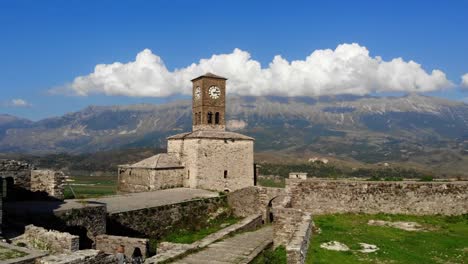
[30,170,65,199]
[288,179,468,215]
[96,235,149,257]
[168,138,254,192]
[24,225,79,253]
[117,167,184,193]
[107,196,228,239]
[285,212,313,264]
[0,159,31,189]
[38,249,116,264]
[227,186,285,221]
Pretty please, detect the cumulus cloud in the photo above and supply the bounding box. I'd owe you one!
[461,73,468,88]
[64,43,453,97]
[6,99,31,107]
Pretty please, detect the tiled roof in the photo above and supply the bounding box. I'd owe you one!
[126,153,183,169]
[167,130,254,141]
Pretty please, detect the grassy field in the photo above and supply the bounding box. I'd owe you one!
[63,176,117,199]
[307,213,468,264]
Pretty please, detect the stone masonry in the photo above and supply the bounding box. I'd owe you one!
[287,179,468,215]
[31,170,65,200]
[96,234,150,257]
[0,159,32,190]
[23,225,79,254]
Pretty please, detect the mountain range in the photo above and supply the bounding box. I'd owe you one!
[1,94,467,175]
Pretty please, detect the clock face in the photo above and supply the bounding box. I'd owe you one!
[195,87,201,99]
[208,86,221,99]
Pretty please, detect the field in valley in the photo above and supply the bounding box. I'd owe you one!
[63,175,117,199]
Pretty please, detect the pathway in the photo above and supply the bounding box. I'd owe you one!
[172,226,273,264]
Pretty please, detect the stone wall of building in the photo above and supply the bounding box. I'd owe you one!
[95,234,150,257]
[117,167,184,193]
[23,225,79,253]
[0,159,31,190]
[30,170,65,200]
[168,138,254,192]
[287,179,468,215]
[107,196,228,239]
[38,249,116,264]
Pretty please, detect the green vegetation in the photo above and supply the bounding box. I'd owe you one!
[259,162,432,180]
[0,246,27,261]
[257,177,285,188]
[251,246,287,264]
[307,213,468,264]
[64,176,117,199]
[160,215,240,244]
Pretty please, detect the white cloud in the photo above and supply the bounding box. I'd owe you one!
[461,73,468,88]
[7,99,31,107]
[64,43,453,97]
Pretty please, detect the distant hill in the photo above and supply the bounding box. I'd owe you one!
[1,94,467,176]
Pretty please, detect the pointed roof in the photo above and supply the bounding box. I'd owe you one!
[124,153,183,169]
[191,72,228,82]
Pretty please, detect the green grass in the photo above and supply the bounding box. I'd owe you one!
[64,176,117,199]
[251,246,287,264]
[0,246,28,261]
[257,177,285,188]
[307,213,468,264]
[161,215,240,244]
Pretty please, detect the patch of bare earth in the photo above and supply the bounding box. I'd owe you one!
[368,220,425,231]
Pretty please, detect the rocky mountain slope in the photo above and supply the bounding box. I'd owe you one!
[1,94,467,174]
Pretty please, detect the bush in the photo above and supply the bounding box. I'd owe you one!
[419,175,433,182]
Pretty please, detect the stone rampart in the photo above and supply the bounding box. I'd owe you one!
[0,159,31,190]
[24,225,79,253]
[107,196,228,239]
[38,249,116,264]
[96,234,150,257]
[31,170,65,200]
[287,179,468,215]
[227,186,285,221]
[285,212,313,264]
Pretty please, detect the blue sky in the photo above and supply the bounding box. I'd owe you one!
[1,0,467,120]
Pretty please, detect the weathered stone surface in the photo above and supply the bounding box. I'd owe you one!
[107,196,228,238]
[38,249,116,264]
[0,241,47,264]
[286,212,313,264]
[288,179,468,215]
[227,186,285,221]
[148,214,263,263]
[96,234,149,257]
[0,159,32,190]
[30,170,65,200]
[167,226,273,264]
[23,225,79,253]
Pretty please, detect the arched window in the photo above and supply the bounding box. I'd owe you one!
[215,112,220,124]
[207,112,213,124]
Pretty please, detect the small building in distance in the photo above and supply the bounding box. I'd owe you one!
[118,73,255,192]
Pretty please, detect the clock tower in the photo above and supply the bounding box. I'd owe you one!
[191,73,227,131]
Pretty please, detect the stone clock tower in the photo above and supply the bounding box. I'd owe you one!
[191,73,226,131]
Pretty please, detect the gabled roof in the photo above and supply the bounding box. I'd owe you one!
[125,153,183,169]
[191,72,228,82]
[167,130,254,141]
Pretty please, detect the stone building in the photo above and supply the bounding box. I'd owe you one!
[118,73,255,192]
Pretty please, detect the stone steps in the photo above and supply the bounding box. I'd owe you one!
[172,226,273,264]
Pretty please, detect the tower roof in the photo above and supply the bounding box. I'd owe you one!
[191,72,227,82]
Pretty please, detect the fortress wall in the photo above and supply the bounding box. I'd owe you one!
[0,159,32,190]
[31,170,65,200]
[287,179,468,215]
[227,186,286,220]
[117,167,184,193]
[24,225,79,253]
[95,235,149,257]
[107,196,228,239]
